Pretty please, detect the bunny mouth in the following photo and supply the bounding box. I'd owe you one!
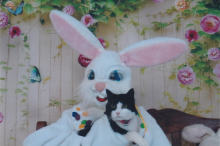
[96,96,108,102]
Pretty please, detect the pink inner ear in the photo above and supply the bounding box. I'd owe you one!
[120,41,187,67]
[50,12,101,59]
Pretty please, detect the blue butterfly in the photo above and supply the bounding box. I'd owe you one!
[30,66,41,83]
[5,1,24,16]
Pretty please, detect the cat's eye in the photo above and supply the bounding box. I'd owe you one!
[122,105,127,108]
[87,70,95,80]
[109,70,123,81]
[111,105,116,108]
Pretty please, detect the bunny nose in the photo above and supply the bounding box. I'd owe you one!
[95,82,106,92]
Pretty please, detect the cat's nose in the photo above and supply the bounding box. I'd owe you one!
[116,112,120,115]
[95,82,106,92]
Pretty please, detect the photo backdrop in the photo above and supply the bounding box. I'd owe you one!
[0,0,220,145]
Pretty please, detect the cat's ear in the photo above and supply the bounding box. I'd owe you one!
[127,88,134,98]
[106,89,113,97]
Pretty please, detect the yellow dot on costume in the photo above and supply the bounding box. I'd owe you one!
[76,107,80,111]
[82,112,88,116]
[79,124,85,129]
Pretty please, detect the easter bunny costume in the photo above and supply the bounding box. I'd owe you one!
[23,10,188,146]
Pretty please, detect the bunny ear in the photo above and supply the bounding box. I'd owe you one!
[50,10,105,59]
[119,37,188,67]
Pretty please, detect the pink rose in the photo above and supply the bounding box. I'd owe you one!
[152,0,164,3]
[98,37,106,48]
[213,64,220,79]
[0,112,4,123]
[200,14,220,34]
[81,14,95,27]
[9,26,21,38]
[178,66,196,85]
[185,30,199,43]
[78,54,92,67]
[63,5,75,15]
[208,48,220,61]
[0,12,9,28]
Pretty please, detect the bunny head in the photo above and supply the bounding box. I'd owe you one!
[182,124,220,146]
[50,10,188,109]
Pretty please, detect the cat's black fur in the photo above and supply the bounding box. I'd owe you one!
[104,88,136,135]
[78,88,136,137]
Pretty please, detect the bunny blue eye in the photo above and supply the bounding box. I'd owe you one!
[88,70,95,80]
[109,70,123,81]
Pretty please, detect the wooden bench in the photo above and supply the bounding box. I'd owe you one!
[36,108,220,146]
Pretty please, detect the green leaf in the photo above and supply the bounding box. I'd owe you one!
[40,19,45,25]
[205,79,215,86]
[10,137,16,141]
[192,41,202,47]
[173,18,181,23]
[7,44,15,48]
[169,73,176,80]
[0,78,5,80]
[25,57,30,60]
[39,5,53,13]
[96,1,106,8]
[24,43,30,49]
[21,99,26,103]
[116,21,121,27]
[63,99,77,105]
[180,84,186,88]
[124,14,128,18]
[19,81,25,85]
[196,61,206,68]
[24,35,28,42]
[119,19,125,23]
[35,0,49,5]
[26,69,30,73]
[191,101,200,106]
[15,88,23,93]
[198,31,211,38]
[88,27,96,32]
[140,67,146,74]
[178,64,187,70]
[95,15,109,24]
[196,50,207,56]
[196,5,207,10]
[22,93,28,97]
[157,23,168,28]
[106,0,115,9]
[193,87,201,90]
[197,74,209,81]
[23,3,34,14]
[166,9,173,14]
[0,88,7,93]
[193,20,200,24]
[0,61,7,65]
[208,9,220,17]
[22,75,27,79]
[21,110,28,115]
[113,8,123,16]
[52,0,61,6]
[23,86,28,90]
[2,67,12,70]
[18,63,25,67]
[185,23,193,28]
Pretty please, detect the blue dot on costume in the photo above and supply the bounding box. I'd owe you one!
[72,112,77,117]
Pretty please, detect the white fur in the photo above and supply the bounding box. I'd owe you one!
[112,102,148,146]
[182,124,220,146]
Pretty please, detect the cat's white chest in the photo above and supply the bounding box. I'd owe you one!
[116,116,138,132]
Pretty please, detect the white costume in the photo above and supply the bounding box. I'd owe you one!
[23,10,188,146]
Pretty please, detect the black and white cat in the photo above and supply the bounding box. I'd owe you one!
[105,89,148,146]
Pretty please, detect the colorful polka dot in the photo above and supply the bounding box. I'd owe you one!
[81,120,87,125]
[140,123,145,129]
[82,111,88,116]
[79,124,85,129]
[76,107,80,111]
